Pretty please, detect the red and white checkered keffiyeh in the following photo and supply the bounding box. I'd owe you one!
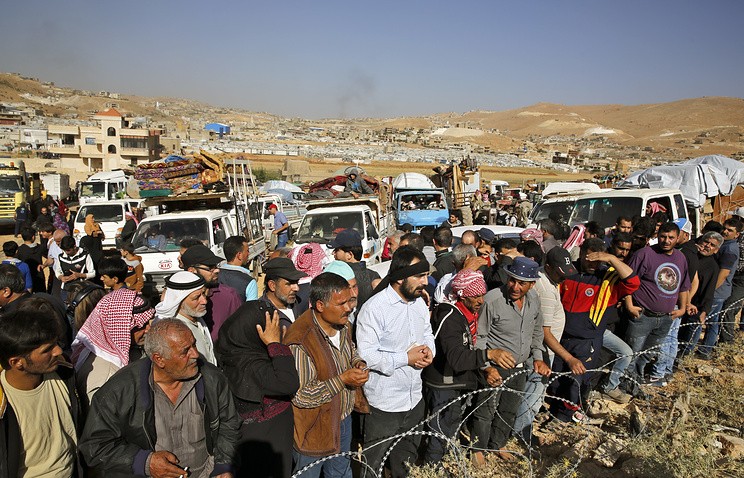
[72,288,154,370]
[292,242,327,280]
[450,269,487,299]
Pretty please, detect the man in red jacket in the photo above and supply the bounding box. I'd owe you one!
[547,238,640,422]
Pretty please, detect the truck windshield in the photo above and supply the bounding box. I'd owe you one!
[296,211,364,244]
[76,204,124,223]
[131,219,210,252]
[0,178,22,192]
[80,182,106,198]
[568,197,643,229]
[398,192,446,210]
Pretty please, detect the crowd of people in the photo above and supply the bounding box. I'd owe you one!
[1,200,743,478]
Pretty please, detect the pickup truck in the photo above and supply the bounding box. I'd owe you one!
[392,172,449,231]
[293,196,394,265]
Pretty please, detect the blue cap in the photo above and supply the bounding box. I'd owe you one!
[504,256,540,281]
[323,260,355,281]
[673,218,692,234]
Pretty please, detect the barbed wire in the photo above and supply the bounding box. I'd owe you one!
[291,298,744,478]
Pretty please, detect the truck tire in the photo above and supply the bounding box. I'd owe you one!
[459,206,473,226]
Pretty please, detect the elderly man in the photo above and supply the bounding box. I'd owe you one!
[424,269,511,464]
[472,256,550,462]
[0,309,81,478]
[155,271,216,365]
[356,246,435,477]
[80,319,240,478]
[285,272,368,477]
[181,244,241,340]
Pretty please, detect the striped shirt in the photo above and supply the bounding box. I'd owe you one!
[289,315,363,420]
[356,285,435,413]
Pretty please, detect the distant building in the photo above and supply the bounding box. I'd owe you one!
[46,108,161,172]
[205,123,231,136]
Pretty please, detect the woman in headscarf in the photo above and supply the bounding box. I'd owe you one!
[52,206,70,234]
[71,288,154,412]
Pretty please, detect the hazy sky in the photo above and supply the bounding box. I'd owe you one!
[1,0,742,119]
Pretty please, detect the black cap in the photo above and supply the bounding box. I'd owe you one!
[329,228,362,249]
[545,247,578,277]
[264,257,308,282]
[478,227,496,244]
[181,244,222,268]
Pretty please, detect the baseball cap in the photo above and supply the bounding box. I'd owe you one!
[264,257,308,282]
[545,247,578,277]
[329,228,362,249]
[673,218,692,235]
[181,244,223,268]
[478,227,496,244]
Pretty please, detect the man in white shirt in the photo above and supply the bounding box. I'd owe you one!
[356,246,435,478]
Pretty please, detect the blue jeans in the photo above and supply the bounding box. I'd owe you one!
[651,317,681,377]
[277,233,288,248]
[625,312,673,378]
[699,298,726,357]
[601,329,633,391]
[513,372,546,442]
[293,415,352,478]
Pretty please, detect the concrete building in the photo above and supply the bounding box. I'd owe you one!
[47,108,161,172]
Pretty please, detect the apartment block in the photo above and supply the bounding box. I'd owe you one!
[47,108,161,172]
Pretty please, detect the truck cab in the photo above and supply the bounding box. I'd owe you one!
[130,209,237,289]
[294,197,392,265]
[392,173,448,231]
[79,170,129,205]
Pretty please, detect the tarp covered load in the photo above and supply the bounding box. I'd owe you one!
[683,155,744,186]
[619,163,732,208]
[259,180,303,193]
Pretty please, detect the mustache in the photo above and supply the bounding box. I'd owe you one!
[55,358,73,369]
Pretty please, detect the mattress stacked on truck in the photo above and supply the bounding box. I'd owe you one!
[135,158,205,196]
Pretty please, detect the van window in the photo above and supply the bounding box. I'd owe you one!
[365,211,378,239]
[646,196,673,219]
[76,204,124,223]
[569,197,643,229]
[213,219,227,245]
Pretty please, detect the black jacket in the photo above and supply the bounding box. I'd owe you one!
[423,303,488,390]
[79,358,240,477]
[0,365,82,478]
[432,249,455,282]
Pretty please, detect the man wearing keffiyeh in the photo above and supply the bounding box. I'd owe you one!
[422,269,516,464]
[71,288,154,412]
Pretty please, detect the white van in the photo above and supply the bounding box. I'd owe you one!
[73,200,133,247]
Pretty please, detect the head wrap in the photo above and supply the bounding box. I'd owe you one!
[449,269,487,300]
[125,211,139,226]
[154,271,205,319]
[323,260,355,282]
[292,242,327,280]
[521,228,544,246]
[72,288,154,370]
[647,201,667,214]
[371,258,431,296]
[562,224,586,252]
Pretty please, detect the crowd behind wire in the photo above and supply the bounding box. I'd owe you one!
[1,193,744,478]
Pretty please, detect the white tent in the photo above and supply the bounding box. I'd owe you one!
[259,180,303,193]
[618,163,732,208]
